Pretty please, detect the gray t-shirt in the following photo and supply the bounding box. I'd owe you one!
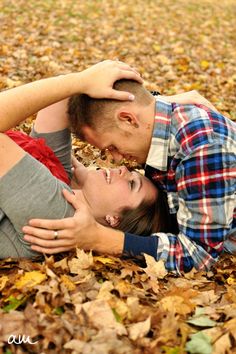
[0,128,74,259]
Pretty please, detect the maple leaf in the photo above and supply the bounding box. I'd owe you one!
[143,254,168,280]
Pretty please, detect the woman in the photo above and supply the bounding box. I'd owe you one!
[0,60,163,259]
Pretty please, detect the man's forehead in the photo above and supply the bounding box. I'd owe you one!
[82,126,108,149]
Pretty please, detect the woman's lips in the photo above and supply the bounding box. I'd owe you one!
[102,169,111,184]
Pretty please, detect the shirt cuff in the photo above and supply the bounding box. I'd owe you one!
[123,233,158,259]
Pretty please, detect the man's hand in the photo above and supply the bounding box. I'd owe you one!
[22,189,98,254]
[70,155,86,188]
[22,189,124,255]
[78,59,143,101]
[160,90,218,112]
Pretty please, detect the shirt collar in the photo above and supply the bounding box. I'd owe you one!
[146,97,172,171]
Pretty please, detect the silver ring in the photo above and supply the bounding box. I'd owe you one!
[54,230,59,240]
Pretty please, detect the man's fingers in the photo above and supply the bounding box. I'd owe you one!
[26,217,70,230]
[22,226,54,239]
[62,189,81,210]
[31,245,73,254]
[24,234,74,248]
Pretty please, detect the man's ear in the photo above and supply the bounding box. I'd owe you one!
[105,215,120,228]
[117,111,139,128]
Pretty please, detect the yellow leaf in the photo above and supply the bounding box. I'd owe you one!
[152,44,161,53]
[60,275,76,291]
[200,60,210,70]
[15,271,46,289]
[227,275,236,285]
[160,295,194,315]
[94,256,116,265]
[0,275,9,291]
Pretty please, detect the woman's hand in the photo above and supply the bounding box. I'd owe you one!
[78,59,143,101]
[160,90,218,112]
[22,189,99,254]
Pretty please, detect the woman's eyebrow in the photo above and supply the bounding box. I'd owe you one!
[138,176,143,192]
[133,171,142,192]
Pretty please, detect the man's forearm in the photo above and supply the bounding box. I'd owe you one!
[86,223,125,256]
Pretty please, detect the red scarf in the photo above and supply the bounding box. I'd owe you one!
[5,130,70,185]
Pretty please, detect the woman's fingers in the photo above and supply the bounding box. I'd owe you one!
[115,62,142,78]
[83,60,143,101]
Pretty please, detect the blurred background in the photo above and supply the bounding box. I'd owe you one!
[1,0,235,117]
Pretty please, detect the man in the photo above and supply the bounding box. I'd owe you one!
[23,81,236,274]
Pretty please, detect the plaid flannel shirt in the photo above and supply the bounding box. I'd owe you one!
[124,98,236,273]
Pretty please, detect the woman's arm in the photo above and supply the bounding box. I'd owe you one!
[159,90,218,112]
[0,60,142,132]
[34,99,69,133]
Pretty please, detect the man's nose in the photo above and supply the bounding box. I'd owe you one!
[110,150,124,163]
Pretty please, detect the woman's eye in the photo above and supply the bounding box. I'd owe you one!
[129,180,135,190]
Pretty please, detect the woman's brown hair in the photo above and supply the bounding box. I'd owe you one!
[118,188,179,236]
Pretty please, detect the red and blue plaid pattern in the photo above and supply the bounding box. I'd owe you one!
[124,98,236,273]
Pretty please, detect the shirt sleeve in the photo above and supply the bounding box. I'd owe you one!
[123,114,236,273]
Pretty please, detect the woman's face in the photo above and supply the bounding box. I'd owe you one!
[77,166,157,223]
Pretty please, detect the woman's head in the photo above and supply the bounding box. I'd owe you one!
[77,165,156,223]
[75,165,176,235]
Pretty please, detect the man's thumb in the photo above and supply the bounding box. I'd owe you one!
[62,189,80,210]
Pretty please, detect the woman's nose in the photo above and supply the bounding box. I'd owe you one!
[119,165,128,177]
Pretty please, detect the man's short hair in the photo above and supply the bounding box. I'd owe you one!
[68,79,153,140]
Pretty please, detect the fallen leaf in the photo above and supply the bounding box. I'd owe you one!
[187,307,216,328]
[128,316,151,340]
[0,275,8,291]
[143,254,168,280]
[15,271,46,289]
[185,331,212,354]
[159,295,194,315]
[82,299,127,335]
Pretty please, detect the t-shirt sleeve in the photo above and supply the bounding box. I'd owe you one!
[30,127,72,180]
[0,153,75,238]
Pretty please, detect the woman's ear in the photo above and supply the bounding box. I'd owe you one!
[105,215,120,228]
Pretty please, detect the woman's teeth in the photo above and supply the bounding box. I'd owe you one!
[105,169,111,184]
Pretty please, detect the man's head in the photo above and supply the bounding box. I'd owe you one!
[68,80,155,164]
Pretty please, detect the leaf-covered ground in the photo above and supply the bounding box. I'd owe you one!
[0,0,236,353]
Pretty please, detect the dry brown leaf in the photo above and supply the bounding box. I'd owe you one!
[82,299,127,335]
[128,316,151,341]
[143,254,168,280]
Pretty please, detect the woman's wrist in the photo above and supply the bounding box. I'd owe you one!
[57,72,85,97]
